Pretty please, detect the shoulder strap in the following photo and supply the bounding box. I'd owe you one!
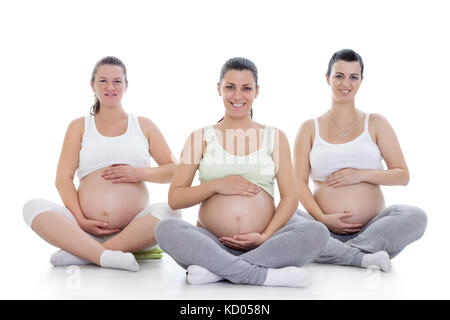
[203,125,213,139]
[313,118,320,137]
[130,114,144,135]
[264,125,275,154]
[202,125,219,146]
[364,113,370,133]
[84,114,93,132]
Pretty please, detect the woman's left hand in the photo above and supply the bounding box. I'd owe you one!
[324,168,363,188]
[219,233,268,251]
[101,164,141,183]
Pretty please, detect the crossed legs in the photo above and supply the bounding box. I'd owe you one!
[23,199,178,271]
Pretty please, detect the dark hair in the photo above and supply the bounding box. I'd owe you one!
[326,49,364,77]
[90,56,128,115]
[218,57,258,122]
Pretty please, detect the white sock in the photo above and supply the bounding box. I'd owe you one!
[186,265,223,285]
[361,251,391,272]
[263,266,311,288]
[99,250,139,272]
[50,250,92,267]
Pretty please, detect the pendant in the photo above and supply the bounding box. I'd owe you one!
[343,131,348,137]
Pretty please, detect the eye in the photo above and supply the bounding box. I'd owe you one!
[335,74,344,79]
[225,85,234,89]
[350,75,360,80]
[243,87,252,91]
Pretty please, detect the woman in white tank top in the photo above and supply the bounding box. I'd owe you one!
[293,49,427,271]
[22,56,181,272]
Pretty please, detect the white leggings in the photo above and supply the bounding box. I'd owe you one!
[23,198,182,248]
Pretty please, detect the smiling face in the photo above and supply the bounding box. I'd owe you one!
[326,60,363,103]
[91,64,128,109]
[217,69,259,120]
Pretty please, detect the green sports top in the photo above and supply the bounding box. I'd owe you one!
[198,125,276,198]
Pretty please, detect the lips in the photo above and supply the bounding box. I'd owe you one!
[339,89,351,95]
[105,93,117,96]
[230,102,245,108]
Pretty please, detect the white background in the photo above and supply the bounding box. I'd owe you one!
[1,0,449,299]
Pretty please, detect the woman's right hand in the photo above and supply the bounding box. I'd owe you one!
[78,218,121,237]
[214,175,261,196]
[320,211,363,235]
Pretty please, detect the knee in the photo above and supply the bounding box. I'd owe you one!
[307,221,329,251]
[294,220,329,252]
[392,204,428,240]
[22,198,48,228]
[408,206,428,238]
[154,217,183,245]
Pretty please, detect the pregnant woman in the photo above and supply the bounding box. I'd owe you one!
[293,49,427,271]
[23,56,180,271]
[155,57,328,287]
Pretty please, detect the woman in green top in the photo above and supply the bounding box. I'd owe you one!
[154,57,329,287]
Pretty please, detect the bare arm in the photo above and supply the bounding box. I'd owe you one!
[139,117,177,183]
[54,118,88,224]
[260,129,298,239]
[168,129,216,210]
[55,118,119,236]
[293,120,327,222]
[361,113,409,185]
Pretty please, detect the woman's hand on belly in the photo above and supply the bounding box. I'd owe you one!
[219,232,268,251]
[101,164,141,183]
[321,211,363,235]
[324,168,363,188]
[78,168,150,230]
[79,217,121,237]
[214,175,262,196]
[198,191,275,239]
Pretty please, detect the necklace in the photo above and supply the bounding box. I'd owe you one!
[328,110,359,137]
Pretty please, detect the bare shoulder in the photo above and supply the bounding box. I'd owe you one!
[180,127,205,164]
[67,116,85,135]
[69,116,84,127]
[295,118,315,141]
[368,113,392,130]
[299,119,315,133]
[184,127,205,149]
[189,127,205,141]
[271,127,287,142]
[369,112,389,123]
[137,115,157,131]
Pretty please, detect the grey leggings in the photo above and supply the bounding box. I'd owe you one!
[155,214,329,285]
[296,204,427,266]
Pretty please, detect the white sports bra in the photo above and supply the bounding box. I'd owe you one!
[309,113,383,182]
[77,113,151,180]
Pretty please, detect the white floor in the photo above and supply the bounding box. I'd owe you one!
[1,224,447,300]
[3,196,448,300]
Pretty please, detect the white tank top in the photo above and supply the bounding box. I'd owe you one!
[309,113,383,182]
[77,113,151,180]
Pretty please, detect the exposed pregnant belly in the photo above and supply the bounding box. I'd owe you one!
[198,190,275,238]
[77,168,149,230]
[313,182,385,226]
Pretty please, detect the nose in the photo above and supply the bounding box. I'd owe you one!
[342,77,351,88]
[106,82,115,91]
[233,88,243,100]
